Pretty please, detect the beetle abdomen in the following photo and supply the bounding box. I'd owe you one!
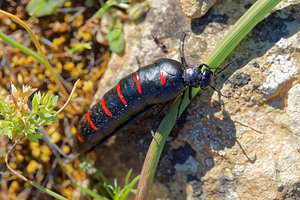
[75,58,185,153]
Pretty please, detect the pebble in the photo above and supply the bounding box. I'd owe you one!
[180,0,216,18]
[287,84,300,136]
[260,55,298,95]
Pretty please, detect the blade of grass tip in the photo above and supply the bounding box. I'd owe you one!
[120,175,140,200]
[0,9,69,97]
[135,0,282,199]
[125,169,132,185]
[205,0,283,68]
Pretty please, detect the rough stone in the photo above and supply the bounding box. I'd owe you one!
[260,54,298,97]
[180,0,217,18]
[287,84,300,137]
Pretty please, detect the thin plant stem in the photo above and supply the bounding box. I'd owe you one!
[5,136,28,181]
[0,9,68,97]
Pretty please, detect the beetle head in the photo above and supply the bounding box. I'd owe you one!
[200,68,214,90]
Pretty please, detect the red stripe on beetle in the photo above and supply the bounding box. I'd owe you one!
[76,130,84,143]
[135,73,142,94]
[86,111,98,131]
[117,84,127,106]
[160,70,166,85]
[101,98,113,118]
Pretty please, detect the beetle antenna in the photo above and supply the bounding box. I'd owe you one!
[210,85,229,98]
[179,32,189,68]
[215,59,236,77]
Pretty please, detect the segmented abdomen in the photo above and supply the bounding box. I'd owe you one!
[75,59,185,153]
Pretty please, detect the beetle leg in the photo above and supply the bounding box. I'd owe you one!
[150,102,170,142]
[176,89,186,121]
[198,63,213,70]
[179,32,189,68]
[189,86,192,101]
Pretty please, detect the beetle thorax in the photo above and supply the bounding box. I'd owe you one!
[183,68,202,87]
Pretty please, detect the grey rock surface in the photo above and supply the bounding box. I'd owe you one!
[287,84,300,137]
[180,0,217,18]
[93,0,300,199]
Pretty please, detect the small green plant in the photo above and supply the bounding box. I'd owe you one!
[77,160,140,200]
[95,0,149,53]
[0,81,78,200]
[0,84,58,142]
[26,0,66,17]
[70,43,92,53]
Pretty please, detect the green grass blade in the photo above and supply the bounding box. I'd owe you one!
[74,183,108,200]
[30,181,68,200]
[205,0,283,68]
[119,174,140,200]
[0,9,69,96]
[0,31,44,64]
[135,0,282,199]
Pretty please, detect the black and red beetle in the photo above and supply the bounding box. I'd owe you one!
[75,34,216,153]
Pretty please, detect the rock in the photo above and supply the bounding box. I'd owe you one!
[260,54,298,97]
[287,84,300,137]
[92,1,300,199]
[180,0,217,18]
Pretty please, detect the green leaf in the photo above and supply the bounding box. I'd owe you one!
[78,161,93,171]
[46,95,58,110]
[39,105,46,112]
[32,95,38,112]
[2,127,12,138]
[119,174,140,200]
[47,116,57,123]
[44,113,57,122]
[38,112,57,123]
[46,95,53,108]
[70,43,91,53]
[34,131,43,139]
[43,93,49,106]
[35,92,42,104]
[0,100,4,112]
[125,169,132,185]
[26,0,66,17]
[106,27,125,53]
[30,181,68,200]
[52,96,58,107]
[36,118,43,124]
[95,0,118,17]
[0,121,4,129]
[26,131,42,142]
[128,2,149,20]
[27,134,38,142]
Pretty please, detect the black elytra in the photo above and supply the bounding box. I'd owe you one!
[75,33,216,153]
